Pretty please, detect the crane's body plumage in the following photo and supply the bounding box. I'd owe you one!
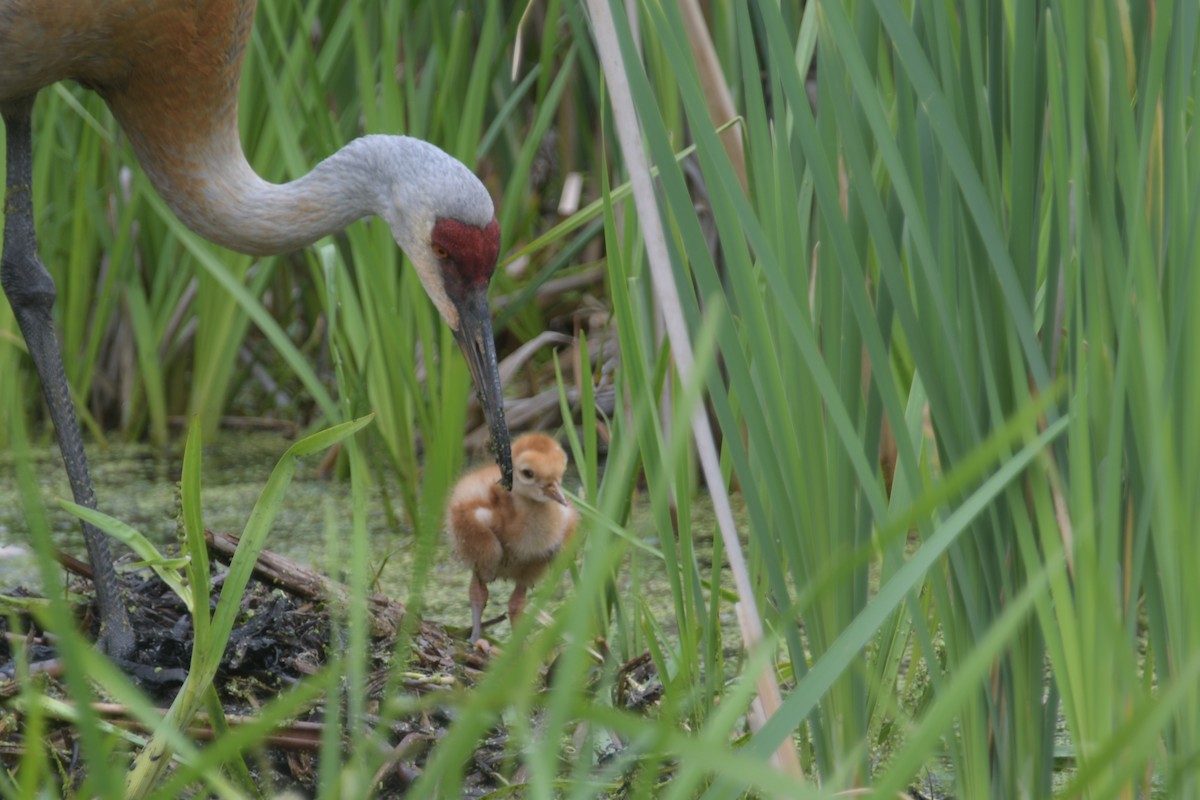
[1,1,493,264]
[1,0,513,660]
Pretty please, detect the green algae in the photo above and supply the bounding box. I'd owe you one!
[0,433,738,645]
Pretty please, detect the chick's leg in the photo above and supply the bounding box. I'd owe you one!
[469,571,490,643]
[507,583,528,630]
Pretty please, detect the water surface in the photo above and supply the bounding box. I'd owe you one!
[0,432,736,643]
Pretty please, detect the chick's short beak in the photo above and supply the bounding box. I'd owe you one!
[543,482,568,507]
[452,285,512,489]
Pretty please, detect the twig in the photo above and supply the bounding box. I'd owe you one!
[493,264,607,312]
[56,549,94,580]
[0,659,63,696]
[369,731,429,792]
[204,529,405,638]
[63,702,327,751]
[496,331,575,387]
[480,612,508,631]
[465,384,617,450]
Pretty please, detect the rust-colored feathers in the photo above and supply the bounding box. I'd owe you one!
[447,433,578,642]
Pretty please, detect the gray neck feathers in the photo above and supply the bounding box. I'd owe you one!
[148,134,493,257]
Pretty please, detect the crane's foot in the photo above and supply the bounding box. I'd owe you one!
[93,576,137,661]
[7,304,138,661]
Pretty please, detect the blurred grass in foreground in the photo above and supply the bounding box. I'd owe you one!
[2,0,1199,797]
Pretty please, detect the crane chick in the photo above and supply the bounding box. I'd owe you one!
[448,433,578,643]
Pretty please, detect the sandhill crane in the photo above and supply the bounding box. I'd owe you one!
[447,432,577,644]
[1,0,512,659]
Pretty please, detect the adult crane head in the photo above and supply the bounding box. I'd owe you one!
[126,130,515,488]
[374,136,512,489]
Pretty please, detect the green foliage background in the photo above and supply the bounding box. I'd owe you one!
[2,1,1198,797]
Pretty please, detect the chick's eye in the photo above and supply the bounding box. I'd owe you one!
[520,468,534,480]
[431,244,449,260]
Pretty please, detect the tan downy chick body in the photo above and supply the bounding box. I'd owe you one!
[448,433,578,642]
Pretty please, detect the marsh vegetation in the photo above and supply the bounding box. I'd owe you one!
[2,1,1197,797]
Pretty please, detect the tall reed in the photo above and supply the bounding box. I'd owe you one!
[3,1,1198,797]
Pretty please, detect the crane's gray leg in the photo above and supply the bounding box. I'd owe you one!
[2,99,135,660]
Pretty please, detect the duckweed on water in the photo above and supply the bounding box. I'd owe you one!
[0,432,740,645]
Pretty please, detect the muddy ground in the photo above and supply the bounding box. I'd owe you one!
[0,537,664,798]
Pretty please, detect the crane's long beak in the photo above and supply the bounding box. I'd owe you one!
[452,286,513,490]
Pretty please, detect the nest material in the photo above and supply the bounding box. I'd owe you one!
[0,532,663,798]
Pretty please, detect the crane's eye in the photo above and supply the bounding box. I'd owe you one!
[432,244,449,260]
[520,468,534,480]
